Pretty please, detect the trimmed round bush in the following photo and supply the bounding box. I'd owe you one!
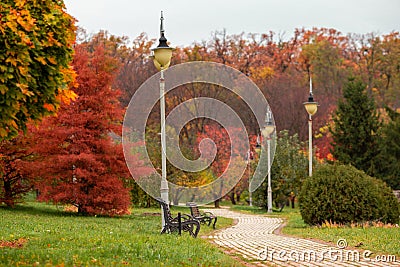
[299,164,400,225]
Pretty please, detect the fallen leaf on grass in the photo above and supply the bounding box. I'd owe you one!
[0,238,28,248]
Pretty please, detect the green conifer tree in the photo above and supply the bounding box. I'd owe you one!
[330,79,381,176]
[375,107,400,189]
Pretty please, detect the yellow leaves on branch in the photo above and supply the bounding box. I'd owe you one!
[35,57,47,65]
[5,56,18,67]
[6,8,36,34]
[1,0,77,140]
[249,66,275,81]
[34,57,57,65]
[15,0,27,8]
[61,66,78,89]
[0,120,19,138]
[47,57,57,65]
[45,32,62,47]
[16,11,36,32]
[44,89,78,112]
[16,83,34,97]
[56,88,78,106]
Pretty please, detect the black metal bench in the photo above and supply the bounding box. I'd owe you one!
[186,202,217,229]
[155,197,200,238]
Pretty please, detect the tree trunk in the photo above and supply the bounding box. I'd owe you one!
[291,196,295,209]
[230,191,236,205]
[236,193,241,203]
[214,199,220,208]
[3,179,14,207]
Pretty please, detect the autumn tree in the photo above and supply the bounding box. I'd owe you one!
[114,33,156,106]
[27,41,131,216]
[0,0,77,140]
[330,79,381,176]
[97,28,399,206]
[376,33,400,107]
[196,123,251,207]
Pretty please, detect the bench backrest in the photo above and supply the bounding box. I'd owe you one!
[186,202,201,217]
[155,197,173,221]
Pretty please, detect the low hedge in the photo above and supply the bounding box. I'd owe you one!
[299,164,400,225]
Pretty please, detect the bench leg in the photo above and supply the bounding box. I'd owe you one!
[212,217,217,229]
[192,222,200,238]
[160,226,168,234]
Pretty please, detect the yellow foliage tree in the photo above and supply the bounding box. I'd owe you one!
[0,0,77,139]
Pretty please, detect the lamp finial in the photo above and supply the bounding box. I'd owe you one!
[160,11,164,36]
[157,11,169,48]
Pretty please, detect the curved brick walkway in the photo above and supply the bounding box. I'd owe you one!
[204,208,399,267]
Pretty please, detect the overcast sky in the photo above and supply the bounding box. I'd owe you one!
[64,0,399,46]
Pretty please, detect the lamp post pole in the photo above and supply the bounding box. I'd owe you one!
[160,69,168,203]
[247,149,253,206]
[303,76,318,177]
[262,107,275,213]
[249,167,252,206]
[267,137,272,213]
[151,11,173,229]
[308,114,312,176]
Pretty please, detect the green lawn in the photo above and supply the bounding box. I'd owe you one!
[280,207,400,257]
[3,200,398,266]
[231,202,400,257]
[0,201,243,267]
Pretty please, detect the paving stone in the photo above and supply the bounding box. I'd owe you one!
[205,208,400,267]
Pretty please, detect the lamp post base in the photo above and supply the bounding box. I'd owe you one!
[160,178,169,227]
[267,186,273,213]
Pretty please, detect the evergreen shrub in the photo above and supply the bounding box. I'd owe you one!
[299,164,399,225]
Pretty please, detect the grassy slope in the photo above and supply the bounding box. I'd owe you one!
[0,202,243,267]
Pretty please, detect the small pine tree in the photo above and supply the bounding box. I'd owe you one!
[329,79,381,176]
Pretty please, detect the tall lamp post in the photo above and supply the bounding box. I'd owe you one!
[261,107,275,213]
[246,149,254,206]
[151,12,173,225]
[303,77,318,177]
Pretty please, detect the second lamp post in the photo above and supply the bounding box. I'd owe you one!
[261,107,275,213]
[303,77,318,177]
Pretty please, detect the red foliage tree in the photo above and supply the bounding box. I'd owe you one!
[27,42,131,216]
[196,123,256,205]
[0,136,33,207]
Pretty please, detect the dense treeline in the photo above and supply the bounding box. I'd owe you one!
[1,24,399,211]
[108,28,399,146]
